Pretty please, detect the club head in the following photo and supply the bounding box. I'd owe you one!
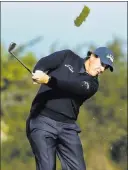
[8,42,17,52]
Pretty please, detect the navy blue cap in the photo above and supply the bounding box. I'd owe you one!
[88,47,114,72]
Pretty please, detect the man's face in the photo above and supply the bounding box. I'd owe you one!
[87,54,108,76]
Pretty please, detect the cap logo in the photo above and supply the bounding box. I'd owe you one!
[106,54,114,62]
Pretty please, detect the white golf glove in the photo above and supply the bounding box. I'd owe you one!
[32,70,50,84]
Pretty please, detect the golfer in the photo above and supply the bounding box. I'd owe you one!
[26,47,114,170]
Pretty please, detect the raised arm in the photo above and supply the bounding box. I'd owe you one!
[47,76,99,97]
[33,50,68,73]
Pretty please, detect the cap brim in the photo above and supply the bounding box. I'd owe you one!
[109,66,113,72]
[102,62,113,72]
[99,57,113,72]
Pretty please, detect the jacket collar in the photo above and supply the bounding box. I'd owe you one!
[78,58,86,74]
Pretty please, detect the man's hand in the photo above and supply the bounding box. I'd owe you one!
[32,70,50,84]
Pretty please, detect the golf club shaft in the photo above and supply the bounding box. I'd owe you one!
[10,51,32,74]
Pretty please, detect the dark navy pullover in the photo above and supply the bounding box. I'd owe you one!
[29,50,99,121]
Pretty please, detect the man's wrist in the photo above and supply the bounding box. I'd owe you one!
[46,76,51,84]
[47,76,57,86]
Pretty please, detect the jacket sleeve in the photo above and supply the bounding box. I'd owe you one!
[33,50,68,73]
[47,76,99,97]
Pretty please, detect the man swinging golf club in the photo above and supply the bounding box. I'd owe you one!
[26,47,114,170]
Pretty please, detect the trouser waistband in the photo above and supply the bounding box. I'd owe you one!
[40,108,76,123]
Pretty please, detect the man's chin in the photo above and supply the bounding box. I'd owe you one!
[86,70,99,77]
[91,72,99,77]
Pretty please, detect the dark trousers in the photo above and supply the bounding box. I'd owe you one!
[26,115,86,170]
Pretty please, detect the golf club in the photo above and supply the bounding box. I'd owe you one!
[8,42,32,74]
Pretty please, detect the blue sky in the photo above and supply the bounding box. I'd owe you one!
[1,2,127,58]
